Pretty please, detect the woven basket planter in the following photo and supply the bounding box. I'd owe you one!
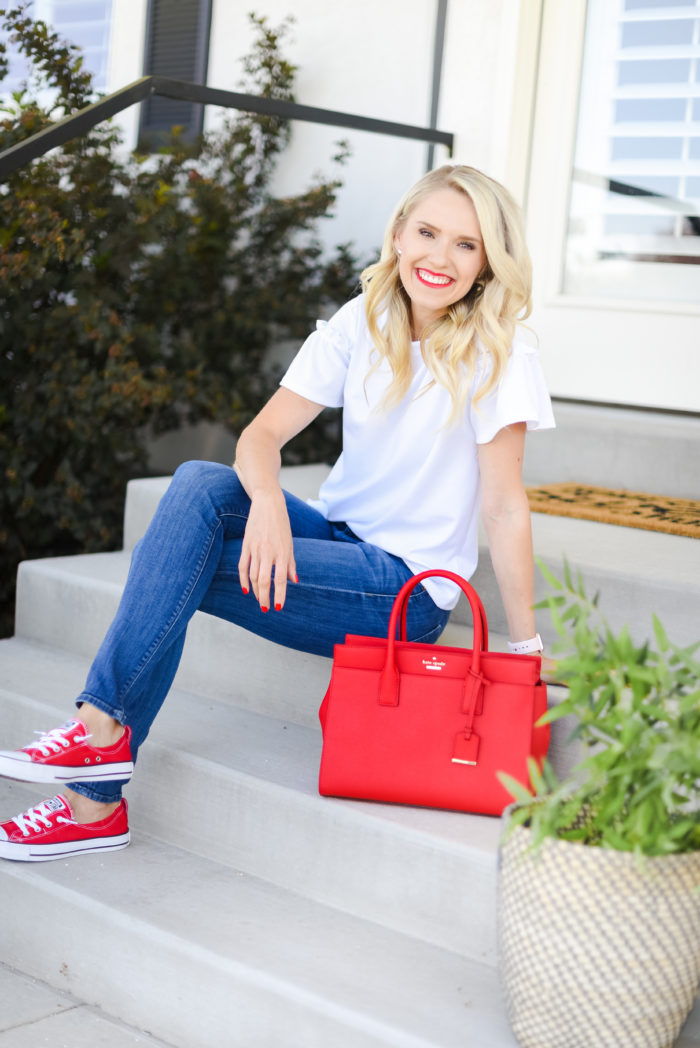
[498,823,700,1048]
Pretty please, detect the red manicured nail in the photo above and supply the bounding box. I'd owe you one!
[261,606,268,613]
[294,574,299,584]
[242,587,249,595]
[275,603,282,611]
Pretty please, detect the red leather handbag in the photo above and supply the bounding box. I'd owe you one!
[318,569,549,815]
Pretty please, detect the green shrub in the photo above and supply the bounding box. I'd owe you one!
[0,6,359,637]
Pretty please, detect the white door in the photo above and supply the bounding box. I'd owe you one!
[526,0,700,412]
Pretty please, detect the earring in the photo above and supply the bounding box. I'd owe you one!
[396,248,402,257]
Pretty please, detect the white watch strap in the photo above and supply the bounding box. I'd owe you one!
[507,633,543,654]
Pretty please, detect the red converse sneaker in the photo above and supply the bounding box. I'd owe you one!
[0,795,129,862]
[0,719,133,784]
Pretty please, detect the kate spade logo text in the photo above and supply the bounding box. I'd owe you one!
[422,658,445,672]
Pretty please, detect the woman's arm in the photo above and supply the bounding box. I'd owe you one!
[477,422,536,643]
[234,387,324,612]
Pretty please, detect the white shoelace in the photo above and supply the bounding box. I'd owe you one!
[25,721,91,757]
[12,799,72,837]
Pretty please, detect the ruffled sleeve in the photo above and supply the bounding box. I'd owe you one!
[469,337,556,445]
[280,296,363,408]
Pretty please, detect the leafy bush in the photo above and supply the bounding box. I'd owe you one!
[0,6,358,637]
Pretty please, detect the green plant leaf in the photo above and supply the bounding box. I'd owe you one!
[535,557,562,591]
[496,771,534,805]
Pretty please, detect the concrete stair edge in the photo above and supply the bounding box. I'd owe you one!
[0,802,518,1048]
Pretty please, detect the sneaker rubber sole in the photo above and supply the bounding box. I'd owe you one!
[0,751,134,783]
[0,830,130,862]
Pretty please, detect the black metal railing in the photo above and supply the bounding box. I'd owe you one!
[0,75,454,180]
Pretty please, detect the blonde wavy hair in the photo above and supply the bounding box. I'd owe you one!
[361,165,532,423]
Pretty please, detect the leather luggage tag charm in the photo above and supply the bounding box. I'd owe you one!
[452,732,479,766]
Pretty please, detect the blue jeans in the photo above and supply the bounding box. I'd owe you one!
[70,461,449,803]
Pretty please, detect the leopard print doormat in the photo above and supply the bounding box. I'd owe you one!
[526,483,700,539]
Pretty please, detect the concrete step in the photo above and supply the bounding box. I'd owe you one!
[9,553,577,777]
[524,400,700,500]
[0,637,575,960]
[120,468,700,648]
[0,778,517,1048]
[13,549,333,729]
[474,511,700,649]
[2,768,698,1048]
[7,542,529,720]
[122,464,331,551]
[0,961,174,1047]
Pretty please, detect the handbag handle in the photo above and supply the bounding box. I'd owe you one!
[380,570,488,713]
[398,574,488,648]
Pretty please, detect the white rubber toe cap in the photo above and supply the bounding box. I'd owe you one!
[0,750,31,763]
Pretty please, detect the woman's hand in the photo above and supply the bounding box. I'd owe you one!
[540,654,560,683]
[522,652,560,684]
[238,486,297,612]
[233,387,324,612]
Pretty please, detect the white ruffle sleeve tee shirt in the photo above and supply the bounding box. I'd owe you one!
[280,294,555,610]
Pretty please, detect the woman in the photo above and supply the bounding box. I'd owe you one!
[0,164,555,861]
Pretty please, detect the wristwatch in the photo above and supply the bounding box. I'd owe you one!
[507,634,544,654]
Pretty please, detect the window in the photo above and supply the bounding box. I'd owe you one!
[563,0,700,302]
[138,0,212,150]
[2,0,113,96]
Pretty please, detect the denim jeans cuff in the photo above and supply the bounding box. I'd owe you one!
[65,781,124,804]
[75,691,126,726]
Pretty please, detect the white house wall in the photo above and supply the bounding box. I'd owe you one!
[106,0,150,149]
[106,0,532,261]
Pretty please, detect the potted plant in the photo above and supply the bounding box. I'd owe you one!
[497,562,700,1048]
